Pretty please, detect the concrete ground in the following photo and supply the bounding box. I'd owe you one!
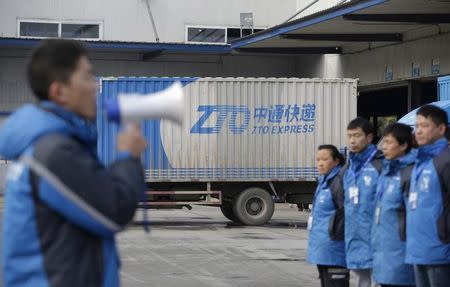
[0,204,320,287]
[120,204,318,287]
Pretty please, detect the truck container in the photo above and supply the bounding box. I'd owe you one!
[438,75,450,101]
[97,77,357,225]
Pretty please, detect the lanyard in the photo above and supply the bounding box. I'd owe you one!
[376,160,397,203]
[376,176,390,203]
[349,149,378,184]
[412,162,427,191]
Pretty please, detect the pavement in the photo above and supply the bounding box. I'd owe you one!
[120,204,318,287]
[0,204,320,287]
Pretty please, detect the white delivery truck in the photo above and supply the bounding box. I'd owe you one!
[97,77,357,225]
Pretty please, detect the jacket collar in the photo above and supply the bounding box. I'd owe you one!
[349,144,377,172]
[382,149,417,176]
[40,101,97,148]
[417,138,448,162]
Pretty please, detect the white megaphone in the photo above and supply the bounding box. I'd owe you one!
[106,81,184,125]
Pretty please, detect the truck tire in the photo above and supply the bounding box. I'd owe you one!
[232,187,274,226]
[220,201,240,223]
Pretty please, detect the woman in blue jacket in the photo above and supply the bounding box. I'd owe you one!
[308,145,349,287]
[371,123,416,287]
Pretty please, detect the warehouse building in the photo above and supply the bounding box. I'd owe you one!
[1,0,449,138]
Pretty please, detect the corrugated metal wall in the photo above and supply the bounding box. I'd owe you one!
[1,0,296,42]
[98,77,357,182]
[0,50,307,112]
[0,163,7,195]
[0,56,35,111]
[341,30,450,87]
[438,75,450,101]
[0,115,8,194]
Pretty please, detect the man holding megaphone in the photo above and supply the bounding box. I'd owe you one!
[0,39,146,287]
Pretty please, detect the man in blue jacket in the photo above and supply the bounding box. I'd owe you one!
[371,123,416,287]
[0,39,147,286]
[343,118,383,287]
[406,105,450,287]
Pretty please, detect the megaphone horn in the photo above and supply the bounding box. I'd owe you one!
[106,81,184,125]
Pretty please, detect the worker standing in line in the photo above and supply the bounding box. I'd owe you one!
[308,144,349,287]
[405,105,450,287]
[343,118,383,287]
[371,123,416,287]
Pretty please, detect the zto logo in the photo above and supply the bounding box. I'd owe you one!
[387,184,394,193]
[319,195,326,204]
[190,105,250,134]
[421,176,430,192]
[191,104,316,135]
[363,176,372,186]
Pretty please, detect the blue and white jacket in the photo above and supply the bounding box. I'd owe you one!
[371,151,416,285]
[307,165,346,267]
[343,144,383,269]
[0,102,144,287]
[405,138,450,265]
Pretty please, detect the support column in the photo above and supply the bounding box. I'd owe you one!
[407,80,423,112]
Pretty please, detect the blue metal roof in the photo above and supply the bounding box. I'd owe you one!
[0,37,232,53]
[230,0,387,49]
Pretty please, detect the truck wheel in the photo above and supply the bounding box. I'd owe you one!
[232,187,274,226]
[220,201,240,223]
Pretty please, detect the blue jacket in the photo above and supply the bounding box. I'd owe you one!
[0,102,144,287]
[343,144,382,269]
[405,138,450,265]
[371,151,416,285]
[307,166,346,267]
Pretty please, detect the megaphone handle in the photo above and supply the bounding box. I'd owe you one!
[119,121,150,233]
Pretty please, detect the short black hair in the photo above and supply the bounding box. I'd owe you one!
[382,123,414,153]
[446,125,450,141]
[318,144,346,166]
[27,39,88,101]
[347,117,374,136]
[416,105,448,129]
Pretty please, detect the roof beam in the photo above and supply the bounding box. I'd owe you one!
[142,49,164,60]
[280,33,402,42]
[343,14,450,24]
[236,47,342,54]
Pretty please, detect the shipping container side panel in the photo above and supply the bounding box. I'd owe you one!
[98,77,357,181]
[308,81,319,174]
[439,76,450,101]
[97,77,198,173]
[162,78,357,179]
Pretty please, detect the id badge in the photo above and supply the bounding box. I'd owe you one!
[375,206,381,224]
[409,191,418,210]
[349,186,359,205]
[307,215,313,231]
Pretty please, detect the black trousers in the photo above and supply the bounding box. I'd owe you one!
[317,265,350,287]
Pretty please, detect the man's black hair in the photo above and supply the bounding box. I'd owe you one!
[347,117,374,136]
[27,39,88,101]
[382,123,414,153]
[416,105,448,130]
